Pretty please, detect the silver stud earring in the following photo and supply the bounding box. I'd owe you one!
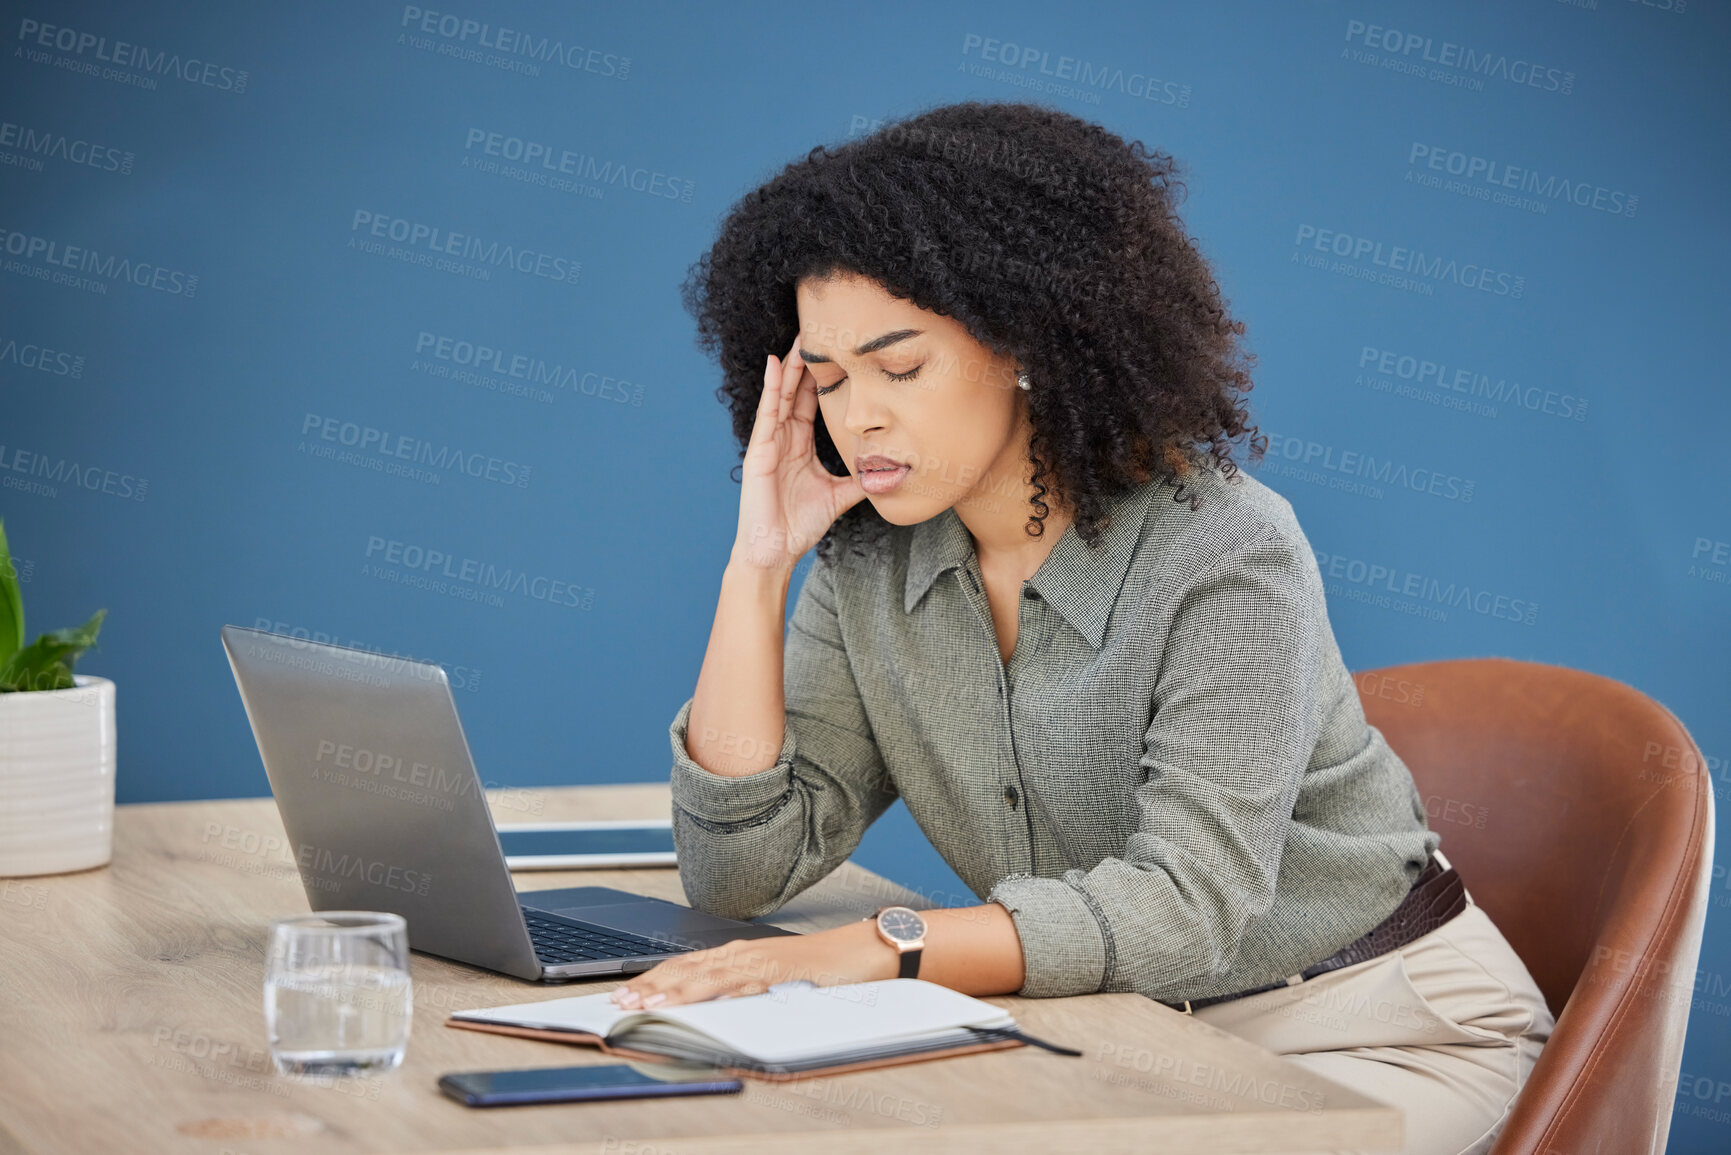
[1017,369,1031,391]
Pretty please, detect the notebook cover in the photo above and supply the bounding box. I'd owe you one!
[443,1017,1023,1082]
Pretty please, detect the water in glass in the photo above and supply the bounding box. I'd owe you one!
[264,912,412,1075]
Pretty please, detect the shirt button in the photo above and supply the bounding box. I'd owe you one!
[1004,785,1020,808]
[1022,586,1039,600]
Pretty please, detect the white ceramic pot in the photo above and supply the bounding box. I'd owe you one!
[0,674,116,876]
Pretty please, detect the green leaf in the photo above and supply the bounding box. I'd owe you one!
[0,608,105,693]
[0,519,22,666]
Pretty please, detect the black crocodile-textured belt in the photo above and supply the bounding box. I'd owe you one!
[1163,852,1468,1014]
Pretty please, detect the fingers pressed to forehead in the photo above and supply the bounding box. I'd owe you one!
[748,353,784,447]
[777,346,802,427]
[791,360,819,425]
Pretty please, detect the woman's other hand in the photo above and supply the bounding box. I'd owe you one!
[608,905,1027,1009]
[610,920,894,1009]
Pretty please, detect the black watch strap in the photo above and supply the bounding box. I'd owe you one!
[898,947,921,979]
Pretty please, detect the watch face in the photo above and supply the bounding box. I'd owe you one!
[877,907,925,943]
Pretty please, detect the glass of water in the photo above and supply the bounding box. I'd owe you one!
[264,911,412,1076]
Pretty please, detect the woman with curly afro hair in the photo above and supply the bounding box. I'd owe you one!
[616,101,1552,1155]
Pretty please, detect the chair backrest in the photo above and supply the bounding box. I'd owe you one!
[1354,658,1713,1155]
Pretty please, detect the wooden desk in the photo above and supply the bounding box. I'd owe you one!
[0,786,1399,1153]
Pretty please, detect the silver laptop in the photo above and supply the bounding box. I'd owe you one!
[220,624,794,982]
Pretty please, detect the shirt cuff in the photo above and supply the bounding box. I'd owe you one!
[667,696,796,828]
[988,873,1109,997]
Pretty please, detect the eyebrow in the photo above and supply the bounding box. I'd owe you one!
[797,328,924,364]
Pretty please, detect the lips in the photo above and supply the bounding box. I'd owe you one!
[855,454,912,495]
[855,455,908,472]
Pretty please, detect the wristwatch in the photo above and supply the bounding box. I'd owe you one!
[866,905,928,979]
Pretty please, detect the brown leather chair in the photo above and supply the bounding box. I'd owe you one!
[1354,658,1715,1154]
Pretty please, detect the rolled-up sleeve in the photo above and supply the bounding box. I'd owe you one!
[669,553,899,920]
[988,525,1322,1000]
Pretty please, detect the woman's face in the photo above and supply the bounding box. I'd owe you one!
[795,272,1027,527]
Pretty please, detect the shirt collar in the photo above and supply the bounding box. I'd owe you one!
[903,475,1168,649]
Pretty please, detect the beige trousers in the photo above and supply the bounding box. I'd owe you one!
[1194,877,1555,1155]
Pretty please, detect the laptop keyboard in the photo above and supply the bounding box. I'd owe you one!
[523,909,696,966]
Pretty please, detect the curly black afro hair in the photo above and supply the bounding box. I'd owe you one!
[679,99,1264,566]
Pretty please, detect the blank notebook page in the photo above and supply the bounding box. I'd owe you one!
[454,979,1015,1065]
[651,979,1015,1063]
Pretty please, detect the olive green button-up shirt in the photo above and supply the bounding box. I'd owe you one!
[666,465,1439,1004]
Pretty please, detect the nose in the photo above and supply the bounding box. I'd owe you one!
[840,379,890,440]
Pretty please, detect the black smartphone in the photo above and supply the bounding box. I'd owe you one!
[437,1064,743,1108]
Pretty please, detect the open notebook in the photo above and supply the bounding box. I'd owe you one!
[446,979,1065,1080]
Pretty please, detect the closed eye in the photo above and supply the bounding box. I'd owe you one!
[815,365,923,396]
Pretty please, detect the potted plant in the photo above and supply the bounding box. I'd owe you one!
[0,519,112,877]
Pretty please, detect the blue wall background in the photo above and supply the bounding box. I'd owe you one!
[4,0,1727,1141]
